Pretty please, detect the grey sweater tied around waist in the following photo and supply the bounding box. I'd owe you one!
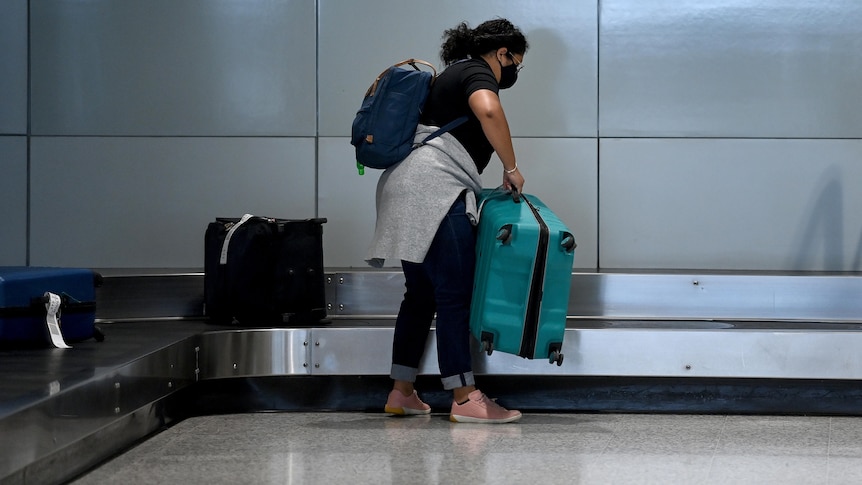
[366,124,484,268]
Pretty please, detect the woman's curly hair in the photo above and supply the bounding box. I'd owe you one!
[440,18,529,65]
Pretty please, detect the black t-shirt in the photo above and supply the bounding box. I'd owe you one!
[419,59,499,174]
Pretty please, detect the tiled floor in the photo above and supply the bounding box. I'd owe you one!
[71,411,862,484]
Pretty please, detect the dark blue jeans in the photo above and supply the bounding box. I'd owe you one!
[390,196,476,390]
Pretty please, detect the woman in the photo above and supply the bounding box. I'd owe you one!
[368,18,527,424]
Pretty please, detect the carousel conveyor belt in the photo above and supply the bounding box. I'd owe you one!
[3,270,862,484]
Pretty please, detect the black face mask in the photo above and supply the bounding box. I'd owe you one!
[497,59,518,89]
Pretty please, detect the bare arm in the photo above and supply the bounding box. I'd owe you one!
[468,89,525,192]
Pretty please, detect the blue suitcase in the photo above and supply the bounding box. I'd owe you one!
[0,267,103,346]
[469,189,576,365]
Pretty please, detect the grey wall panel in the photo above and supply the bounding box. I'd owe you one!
[600,0,862,138]
[30,137,316,268]
[319,0,597,138]
[0,137,27,265]
[318,138,387,268]
[0,0,28,134]
[481,138,598,269]
[30,0,316,136]
[600,139,862,271]
[319,137,598,269]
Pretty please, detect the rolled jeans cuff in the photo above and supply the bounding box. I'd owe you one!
[391,364,419,383]
[441,371,475,391]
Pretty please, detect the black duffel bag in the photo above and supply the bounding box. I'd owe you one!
[204,215,327,326]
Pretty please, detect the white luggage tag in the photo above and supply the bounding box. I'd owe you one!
[219,213,255,265]
[44,292,72,349]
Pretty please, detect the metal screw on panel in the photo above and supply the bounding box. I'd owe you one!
[303,363,308,367]
[339,304,345,312]
[304,341,309,346]
[315,364,320,368]
[315,341,320,346]
[168,382,173,388]
[114,382,120,389]
[685,364,692,370]
[327,276,333,285]
[327,303,333,311]
[339,277,344,284]
[692,280,699,286]
[233,363,238,370]
[114,407,120,414]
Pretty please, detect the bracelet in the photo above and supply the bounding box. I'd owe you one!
[504,164,518,174]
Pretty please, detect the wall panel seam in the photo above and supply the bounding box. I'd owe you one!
[596,0,602,271]
[25,0,32,266]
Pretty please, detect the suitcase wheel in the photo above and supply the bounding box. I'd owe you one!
[480,332,495,356]
[495,224,513,245]
[561,232,577,253]
[549,350,564,366]
[94,326,106,343]
[481,340,494,356]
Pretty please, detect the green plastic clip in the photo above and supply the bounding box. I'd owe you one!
[356,161,365,175]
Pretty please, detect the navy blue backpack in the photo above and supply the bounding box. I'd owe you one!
[350,58,466,175]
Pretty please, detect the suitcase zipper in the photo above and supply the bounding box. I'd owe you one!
[519,194,549,359]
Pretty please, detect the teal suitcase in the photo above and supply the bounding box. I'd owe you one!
[470,189,576,365]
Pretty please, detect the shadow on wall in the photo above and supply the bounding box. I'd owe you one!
[790,165,858,271]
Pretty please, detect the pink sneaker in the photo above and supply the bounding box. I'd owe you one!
[384,390,431,415]
[450,390,522,424]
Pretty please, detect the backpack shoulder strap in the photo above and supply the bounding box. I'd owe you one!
[413,116,470,148]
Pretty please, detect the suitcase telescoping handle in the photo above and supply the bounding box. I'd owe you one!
[486,184,521,203]
[509,187,522,203]
[476,185,520,220]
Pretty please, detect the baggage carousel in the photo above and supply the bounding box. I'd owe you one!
[3,270,862,484]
